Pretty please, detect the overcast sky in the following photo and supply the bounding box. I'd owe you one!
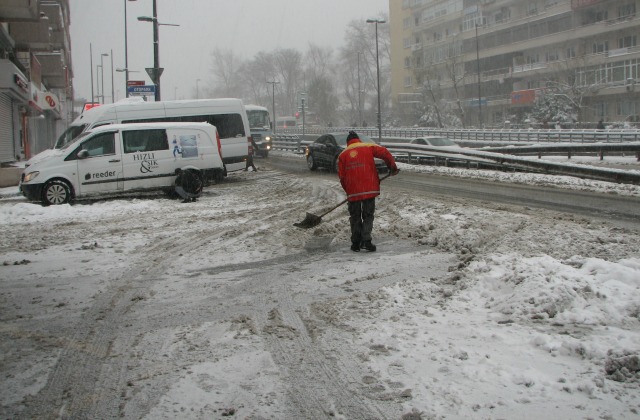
[69,0,388,105]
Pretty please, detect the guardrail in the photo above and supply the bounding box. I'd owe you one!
[271,134,640,185]
[280,127,640,144]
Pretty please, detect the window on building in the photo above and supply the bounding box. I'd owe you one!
[546,50,559,62]
[618,3,636,19]
[404,57,411,68]
[404,76,413,88]
[595,10,608,22]
[616,100,636,116]
[404,38,411,49]
[618,35,637,49]
[403,17,411,29]
[566,46,577,59]
[595,102,607,118]
[592,40,609,54]
[527,2,538,16]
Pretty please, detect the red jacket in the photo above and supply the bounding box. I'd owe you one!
[337,138,397,202]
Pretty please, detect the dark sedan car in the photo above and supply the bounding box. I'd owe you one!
[305,133,388,172]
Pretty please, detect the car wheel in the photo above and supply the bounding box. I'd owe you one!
[42,179,72,206]
[307,154,317,171]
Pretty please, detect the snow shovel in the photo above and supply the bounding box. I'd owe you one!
[294,173,391,229]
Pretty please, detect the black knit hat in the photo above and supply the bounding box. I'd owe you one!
[347,131,358,141]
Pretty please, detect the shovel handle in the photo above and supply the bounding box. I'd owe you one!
[320,172,392,218]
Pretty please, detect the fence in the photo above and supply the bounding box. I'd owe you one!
[278,127,640,144]
[271,133,640,185]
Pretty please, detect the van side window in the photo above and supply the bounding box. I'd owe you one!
[122,114,246,138]
[122,129,168,153]
[66,132,116,161]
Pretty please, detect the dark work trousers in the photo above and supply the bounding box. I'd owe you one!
[347,197,376,245]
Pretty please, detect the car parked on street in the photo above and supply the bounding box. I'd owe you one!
[305,132,388,173]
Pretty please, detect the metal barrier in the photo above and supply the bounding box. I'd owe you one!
[270,134,640,185]
[281,127,640,144]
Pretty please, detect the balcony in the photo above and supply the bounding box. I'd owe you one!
[0,0,39,22]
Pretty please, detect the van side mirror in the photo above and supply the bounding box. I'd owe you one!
[77,149,89,159]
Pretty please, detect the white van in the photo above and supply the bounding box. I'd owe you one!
[20,122,224,206]
[31,97,250,175]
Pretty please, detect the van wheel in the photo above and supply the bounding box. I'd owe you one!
[176,169,204,196]
[42,180,72,206]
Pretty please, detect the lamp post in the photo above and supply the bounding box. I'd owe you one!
[110,49,115,103]
[138,0,179,102]
[357,51,362,127]
[367,18,385,144]
[100,53,108,104]
[90,43,95,104]
[267,80,280,136]
[96,64,102,103]
[124,0,137,98]
[196,78,201,99]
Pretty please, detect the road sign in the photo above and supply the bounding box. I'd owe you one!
[145,67,164,84]
[127,80,145,87]
[127,85,156,96]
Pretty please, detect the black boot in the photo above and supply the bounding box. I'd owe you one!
[350,242,360,252]
[361,240,376,252]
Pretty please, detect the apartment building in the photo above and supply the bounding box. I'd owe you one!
[390,0,640,127]
[0,0,72,163]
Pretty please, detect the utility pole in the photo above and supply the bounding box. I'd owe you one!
[267,80,280,136]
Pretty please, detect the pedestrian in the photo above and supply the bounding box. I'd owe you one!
[245,137,258,172]
[597,119,605,130]
[337,131,399,252]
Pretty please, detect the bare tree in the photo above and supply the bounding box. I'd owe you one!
[340,13,390,126]
[210,48,244,98]
[240,51,276,106]
[272,49,303,116]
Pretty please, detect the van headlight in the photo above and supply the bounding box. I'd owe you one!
[264,136,271,141]
[23,171,40,183]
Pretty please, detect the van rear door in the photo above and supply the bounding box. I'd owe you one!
[73,130,124,196]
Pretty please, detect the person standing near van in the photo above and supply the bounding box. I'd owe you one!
[337,131,398,252]
[245,137,258,172]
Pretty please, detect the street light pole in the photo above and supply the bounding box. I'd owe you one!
[110,49,115,103]
[357,51,362,127]
[138,1,178,102]
[100,53,108,104]
[196,78,201,99]
[90,43,94,104]
[267,80,280,136]
[152,0,160,101]
[367,18,385,144]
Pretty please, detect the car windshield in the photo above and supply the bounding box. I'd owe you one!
[334,134,374,147]
[54,124,87,149]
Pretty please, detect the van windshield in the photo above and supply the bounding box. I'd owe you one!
[60,130,92,151]
[247,110,270,129]
[54,124,87,149]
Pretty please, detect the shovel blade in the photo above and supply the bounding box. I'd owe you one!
[293,212,323,229]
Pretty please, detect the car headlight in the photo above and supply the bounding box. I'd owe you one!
[266,144,271,150]
[23,171,40,183]
[264,136,271,141]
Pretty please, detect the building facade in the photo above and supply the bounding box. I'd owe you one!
[0,0,73,164]
[390,0,640,128]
